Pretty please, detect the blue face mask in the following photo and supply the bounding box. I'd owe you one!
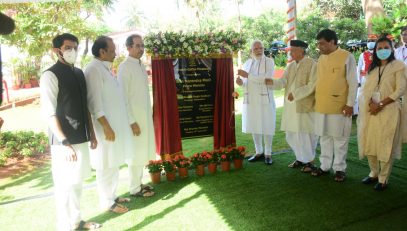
[376,49,392,60]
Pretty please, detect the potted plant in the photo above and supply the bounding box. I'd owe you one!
[190,152,207,176]
[219,148,232,172]
[207,151,219,174]
[173,154,191,178]
[146,160,163,184]
[162,159,176,181]
[230,146,246,169]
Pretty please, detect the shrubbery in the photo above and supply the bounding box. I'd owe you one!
[0,131,48,166]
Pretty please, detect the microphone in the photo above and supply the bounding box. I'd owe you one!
[0,12,15,35]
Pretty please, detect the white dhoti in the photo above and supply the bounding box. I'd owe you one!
[286,131,318,163]
[95,168,119,210]
[128,165,144,194]
[315,113,352,172]
[51,142,90,231]
[252,133,273,156]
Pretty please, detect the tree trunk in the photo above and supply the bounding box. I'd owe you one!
[362,0,385,34]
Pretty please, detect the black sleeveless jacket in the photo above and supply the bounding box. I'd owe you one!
[47,61,90,145]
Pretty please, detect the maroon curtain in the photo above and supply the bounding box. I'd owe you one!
[213,58,236,149]
[152,59,182,156]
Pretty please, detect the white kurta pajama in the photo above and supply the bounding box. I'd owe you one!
[395,45,407,65]
[273,57,318,164]
[41,71,92,231]
[314,55,358,173]
[357,60,406,184]
[118,56,156,194]
[85,59,136,209]
[241,55,275,156]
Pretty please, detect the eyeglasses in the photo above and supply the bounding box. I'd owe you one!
[401,33,407,37]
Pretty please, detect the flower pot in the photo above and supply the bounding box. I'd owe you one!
[166,171,176,181]
[150,172,161,184]
[30,79,39,87]
[24,83,32,89]
[207,163,217,174]
[221,161,231,172]
[178,167,188,178]
[233,159,243,169]
[195,164,205,176]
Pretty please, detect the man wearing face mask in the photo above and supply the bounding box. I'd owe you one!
[354,34,378,115]
[395,26,407,65]
[85,36,136,214]
[236,40,276,165]
[40,33,101,230]
[117,34,156,197]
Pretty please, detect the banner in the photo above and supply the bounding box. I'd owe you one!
[174,58,216,139]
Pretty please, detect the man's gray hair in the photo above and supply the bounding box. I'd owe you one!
[250,40,264,50]
[125,34,143,48]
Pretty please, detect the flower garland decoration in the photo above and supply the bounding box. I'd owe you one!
[144,30,246,58]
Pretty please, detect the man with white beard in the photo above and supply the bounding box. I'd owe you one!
[236,40,275,165]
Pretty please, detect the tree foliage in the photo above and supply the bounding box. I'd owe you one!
[372,0,407,40]
[240,10,285,52]
[0,0,111,62]
[312,0,363,20]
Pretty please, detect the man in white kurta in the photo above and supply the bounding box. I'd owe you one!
[40,33,100,230]
[85,36,136,213]
[395,26,407,65]
[236,40,275,165]
[269,40,318,172]
[118,34,156,197]
[311,29,358,182]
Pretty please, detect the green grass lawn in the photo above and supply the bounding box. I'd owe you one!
[1,105,407,231]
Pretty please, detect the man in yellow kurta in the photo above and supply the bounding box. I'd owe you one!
[311,29,358,182]
[268,40,318,172]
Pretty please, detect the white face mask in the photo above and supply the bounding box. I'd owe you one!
[102,61,113,69]
[62,49,78,65]
[367,42,376,50]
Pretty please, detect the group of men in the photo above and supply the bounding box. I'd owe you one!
[40,33,155,230]
[239,28,370,182]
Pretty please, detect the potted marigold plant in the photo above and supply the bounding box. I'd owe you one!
[207,151,219,174]
[219,148,232,172]
[173,154,191,178]
[162,159,176,181]
[146,160,163,184]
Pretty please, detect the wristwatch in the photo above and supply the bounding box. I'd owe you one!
[379,102,384,108]
[61,138,70,146]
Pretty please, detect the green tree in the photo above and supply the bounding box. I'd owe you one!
[241,10,285,48]
[312,0,363,20]
[297,12,330,58]
[0,0,112,70]
[331,18,366,46]
[371,0,407,41]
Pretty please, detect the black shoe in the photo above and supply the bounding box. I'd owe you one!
[362,176,378,185]
[248,153,264,162]
[374,182,388,191]
[288,160,304,168]
[265,156,273,165]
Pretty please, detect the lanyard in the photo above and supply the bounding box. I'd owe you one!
[377,64,387,86]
